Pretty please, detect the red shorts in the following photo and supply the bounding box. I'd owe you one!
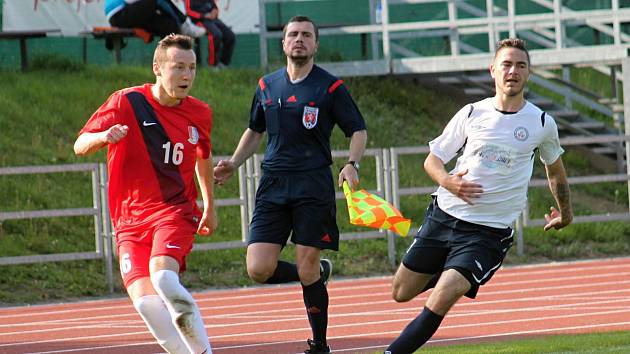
[116,216,197,289]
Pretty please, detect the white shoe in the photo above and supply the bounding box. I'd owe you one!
[181,18,206,38]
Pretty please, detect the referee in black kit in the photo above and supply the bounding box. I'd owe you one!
[213,15,367,354]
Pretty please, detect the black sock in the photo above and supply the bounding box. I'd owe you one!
[302,278,329,345]
[265,261,299,284]
[385,306,444,354]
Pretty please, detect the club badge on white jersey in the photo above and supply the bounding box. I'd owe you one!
[513,126,529,141]
[188,126,199,144]
[302,106,319,129]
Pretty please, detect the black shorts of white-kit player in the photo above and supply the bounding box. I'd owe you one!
[402,196,514,298]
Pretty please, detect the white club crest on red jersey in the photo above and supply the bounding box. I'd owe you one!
[302,106,319,129]
[188,126,199,144]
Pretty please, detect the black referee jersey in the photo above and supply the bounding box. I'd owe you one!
[249,65,366,173]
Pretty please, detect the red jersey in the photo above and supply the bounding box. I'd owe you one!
[80,84,212,232]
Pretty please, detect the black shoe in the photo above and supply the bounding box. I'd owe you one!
[319,259,332,286]
[304,339,331,353]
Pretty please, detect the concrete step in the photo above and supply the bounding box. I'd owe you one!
[598,98,617,105]
[462,74,493,84]
[463,87,489,96]
[528,97,554,107]
[591,146,619,155]
[548,110,580,120]
[571,121,608,129]
[436,76,461,84]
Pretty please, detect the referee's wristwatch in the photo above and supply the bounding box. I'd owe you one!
[346,160,360,172]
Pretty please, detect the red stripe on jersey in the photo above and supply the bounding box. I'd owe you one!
[328,79,344,93]
[258,78,266,90]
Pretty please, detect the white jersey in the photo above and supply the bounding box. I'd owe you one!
[429,97,564,228]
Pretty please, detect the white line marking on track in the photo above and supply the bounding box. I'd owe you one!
[3,278,630,343]
[2,258,629,319]
[4,257,630,353]
[7,300,630,350]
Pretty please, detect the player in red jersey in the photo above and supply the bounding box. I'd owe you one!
[74,34,215,354]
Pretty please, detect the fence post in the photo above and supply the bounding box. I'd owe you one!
[447,0,460,55]
[258,0,268,68]
[621,57,630,212]
[389,148,402,266]
[381,0,391,66]
[611,65,626,173]
[389,147,401,219]
[99,163,114,293]
[91,164,103,256]
[383,149,396,268]
[508,0,516,38]
[515,213,524,256]
[553,0,564,49]
[375,149,384,197]
[238,164,250,242]
[245,157,256,222]
[487,0,496,51]
[369,0,380,60]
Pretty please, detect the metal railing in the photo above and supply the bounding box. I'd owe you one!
[0,163,112,288]
[4,135,630,284]
[191,154,251,251]
[258,0,630,76]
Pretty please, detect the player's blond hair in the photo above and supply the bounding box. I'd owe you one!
[153,34,194,64]
[494,38,530,65]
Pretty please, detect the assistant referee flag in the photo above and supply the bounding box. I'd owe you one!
[342,182,411,237]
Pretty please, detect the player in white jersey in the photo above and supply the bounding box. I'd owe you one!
[384,38,573,354]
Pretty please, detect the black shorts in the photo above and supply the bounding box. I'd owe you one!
[402,197,514,298]
[248,167,339,251]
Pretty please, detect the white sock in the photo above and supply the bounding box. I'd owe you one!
[133,295,189,354]
[151,270,212,354]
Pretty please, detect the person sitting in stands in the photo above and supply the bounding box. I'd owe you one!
[186,0,235,67]
[105,0,206,43]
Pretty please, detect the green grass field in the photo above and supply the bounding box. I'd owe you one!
[1,56,630,351]
[411,331,630,353]
[1,56,629,299]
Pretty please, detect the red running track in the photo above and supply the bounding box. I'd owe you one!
[2,257,630,354]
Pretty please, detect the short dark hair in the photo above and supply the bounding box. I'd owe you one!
[153,34,194,64]
[494,38,530,65]
[282,15,319,41]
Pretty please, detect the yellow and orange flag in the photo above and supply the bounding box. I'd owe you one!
[342,181,411,237]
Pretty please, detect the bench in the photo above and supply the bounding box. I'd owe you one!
[85,26,152,64]
[0,29,61,71]
[84,27,202,65]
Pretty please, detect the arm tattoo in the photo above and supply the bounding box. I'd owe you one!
[552,182,572,212]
